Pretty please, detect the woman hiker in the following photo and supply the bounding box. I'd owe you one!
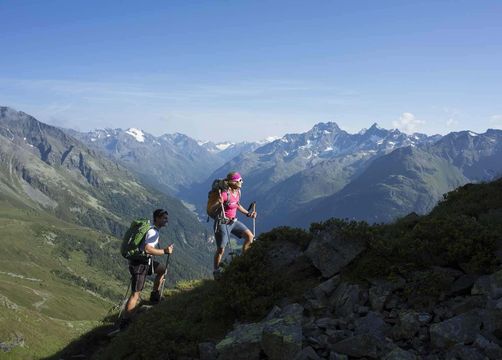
[213,171,257,278]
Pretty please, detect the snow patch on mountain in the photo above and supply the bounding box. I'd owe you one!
[126,128,145,142]
[216,142,233,151]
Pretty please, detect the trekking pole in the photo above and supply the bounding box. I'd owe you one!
[158,253,171,301]
[116,277,132,321]
[248,201,256,239]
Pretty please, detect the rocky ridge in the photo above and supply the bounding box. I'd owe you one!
[201,226,502,360]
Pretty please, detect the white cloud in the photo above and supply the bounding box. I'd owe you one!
[392,112,425,134]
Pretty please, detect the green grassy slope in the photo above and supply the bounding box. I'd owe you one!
[0,199,128,359]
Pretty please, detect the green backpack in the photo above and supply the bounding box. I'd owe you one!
[121,219,151,260]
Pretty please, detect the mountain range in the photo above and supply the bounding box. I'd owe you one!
[67,116,502,232]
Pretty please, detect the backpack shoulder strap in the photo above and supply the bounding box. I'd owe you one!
[224,189,231,207]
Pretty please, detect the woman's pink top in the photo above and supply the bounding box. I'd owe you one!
[221,190,240,219]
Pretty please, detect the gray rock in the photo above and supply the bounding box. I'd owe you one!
[281,303,304,323]
[260,303,304,360]
[329,352,348,360]
[383,347,418,360]
[354,311,390,341]
[449,295,487,316]
[0,333,24,353]
[306,226,366,278]
[293,346,321,360]
[449,274,479,296]
[325,329,352,343]
[390,310,421,340]
[445,344,486,360]
[317,276,341,296]
[262,319,302,360]
[199,342,217,360]
[315,317,339,330]
[216,323,264,360]
[331,334,381,358]
[429,311,482,349]
[472,270,502,300]
[265,306,282,320]
[478,309,502,341]
[368,278,404,312]
[329,282,361,317]
[474,334,502,359]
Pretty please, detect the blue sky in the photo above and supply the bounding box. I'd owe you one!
[1,0,501,142]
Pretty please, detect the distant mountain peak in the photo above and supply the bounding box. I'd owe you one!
[125,128,145,142]
[215,142,234,151]
[311,121,341,134]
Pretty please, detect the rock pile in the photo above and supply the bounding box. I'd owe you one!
[198,225,502,359]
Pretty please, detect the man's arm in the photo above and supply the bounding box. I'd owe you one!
[145,243,174,256]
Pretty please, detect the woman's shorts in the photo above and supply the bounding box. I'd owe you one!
[215,219,250,249]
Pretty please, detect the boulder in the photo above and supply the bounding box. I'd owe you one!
[353,311,390,341]
[306,226,366,278]
[472,269,502,300]
[293,346,321,360]
[390,310,421,341]
[474,334,502,359]
[382,347,418,360]
[429,311,482,349]
[449,274,478,296]
[329,352,348,360]
[329,282,361,317]
[479,309,502,341]
[445,344,486,360]
[216,323,264,360]
[262,319,302,360]
[448,296,487,316]
[331,334,381,358]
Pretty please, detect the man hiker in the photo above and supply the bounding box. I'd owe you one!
[213,171,257,278]
[120,208,174,329]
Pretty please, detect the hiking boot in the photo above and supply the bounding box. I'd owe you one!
[149,290,161,304]
[213,267,223,280]
[118,317,131,330]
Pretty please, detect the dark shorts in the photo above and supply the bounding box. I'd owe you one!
[215,219,250,249]
[129,259,166,292]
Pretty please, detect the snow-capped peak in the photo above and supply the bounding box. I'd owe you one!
[216,142,234,151]
[126,128,145,142]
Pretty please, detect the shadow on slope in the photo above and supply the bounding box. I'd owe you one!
[47,228,318,359]
[47,178,502,359]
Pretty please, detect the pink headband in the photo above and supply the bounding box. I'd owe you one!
[229,172,242,181]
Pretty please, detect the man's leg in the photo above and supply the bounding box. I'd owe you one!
[242,229,254,253]
[150,262,166,303]
[123,263,147,319]
[125,291,141,315]
[153,262,166,292]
